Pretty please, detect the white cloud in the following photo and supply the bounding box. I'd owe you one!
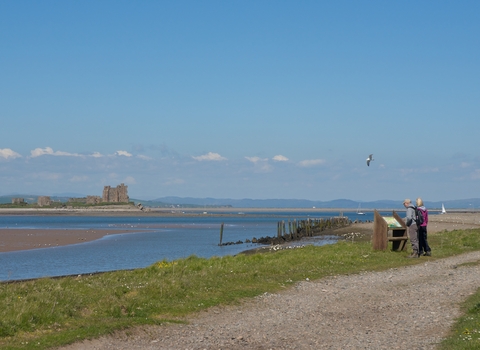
[0,148,21,159]
[461,162,471,168]
[91,152,103,158]
[273,155,288,162]
[298,159,326,167]
[245,156,268,164]
[115,150,133,157]
[30,147,81,158]
[245,156,272,172]
[192,152,227,161]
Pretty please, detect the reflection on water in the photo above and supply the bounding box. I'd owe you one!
[0,212,382,281]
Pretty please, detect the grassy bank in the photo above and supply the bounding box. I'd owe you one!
[1,229,480,349]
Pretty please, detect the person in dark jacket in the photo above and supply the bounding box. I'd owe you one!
[403,199,419,258]
[416,197,431,256]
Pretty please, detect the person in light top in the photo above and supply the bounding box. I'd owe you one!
[403,198,419,258]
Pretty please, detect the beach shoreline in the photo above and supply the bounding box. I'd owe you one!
[1,212,479,253]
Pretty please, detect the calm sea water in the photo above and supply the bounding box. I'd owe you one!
[0,211,388,281]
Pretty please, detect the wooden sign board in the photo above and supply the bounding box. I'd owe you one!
[372,210,407,251]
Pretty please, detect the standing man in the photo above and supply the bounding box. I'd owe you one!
[403,199,419,258]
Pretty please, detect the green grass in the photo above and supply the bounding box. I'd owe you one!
[1,228,480,349]
[438,258,480,350]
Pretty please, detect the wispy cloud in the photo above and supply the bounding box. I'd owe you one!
[273,155,288,162]
[123,176,136,184]
[91,152,103,158]
[115,150,133,157]
[31,172,62,180]
[0,148,21,159]
[192,152,227,161]
[298,159,326,167]
[245,156,272,172]
[30,147,81,158]
[245,156,268,164]
[471,169,480,180]
[137,155,152,160]
[164,178,185,185]
[70,175,89,182]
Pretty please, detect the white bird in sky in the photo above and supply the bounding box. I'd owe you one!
[366,154,374,166]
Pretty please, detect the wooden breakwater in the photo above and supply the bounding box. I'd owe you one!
[219,216,351,246]
[252,217,351,245]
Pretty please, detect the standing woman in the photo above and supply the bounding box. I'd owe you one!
[416,197,431,256]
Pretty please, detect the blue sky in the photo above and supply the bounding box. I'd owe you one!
[1,1,479,202]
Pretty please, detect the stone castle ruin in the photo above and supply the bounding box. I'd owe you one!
[102,183,129,203]
[37,196,51,207]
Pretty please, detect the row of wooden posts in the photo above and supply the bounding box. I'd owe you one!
[219,216,351,246]
[276,217,351,239]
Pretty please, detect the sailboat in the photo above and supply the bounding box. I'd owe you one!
[356,203,365,215]
[441,203,447,214]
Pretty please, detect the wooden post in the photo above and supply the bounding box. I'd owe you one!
[219,222,224,245]
[372,210,388,250]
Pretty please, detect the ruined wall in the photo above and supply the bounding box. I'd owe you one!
[12,198,25,204]
[37,196,51,207]
[102,183,129,203]
[102,186,113,202]
[86,196,102,204]
[69,197,87,203]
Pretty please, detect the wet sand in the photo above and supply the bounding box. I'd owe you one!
[0,229,142,253]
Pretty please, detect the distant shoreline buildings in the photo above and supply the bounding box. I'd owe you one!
[9,183,130,206]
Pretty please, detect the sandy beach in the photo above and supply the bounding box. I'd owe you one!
[0,228,143,253]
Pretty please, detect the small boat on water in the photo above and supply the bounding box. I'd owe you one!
[441,203,447,214]
[356,203,365,215]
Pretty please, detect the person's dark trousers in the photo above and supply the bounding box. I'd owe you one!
[418,225,431,255]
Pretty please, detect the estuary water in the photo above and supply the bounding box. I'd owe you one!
[0,211,384,281]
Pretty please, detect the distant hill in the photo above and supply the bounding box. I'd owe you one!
[141,196,480,210]
[2,194,479,210]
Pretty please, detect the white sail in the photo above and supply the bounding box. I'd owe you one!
[441,203,447,214]
[356,203,365,215]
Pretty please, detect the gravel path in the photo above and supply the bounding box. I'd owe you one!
[61,252,480,350]
[60,214,480,350]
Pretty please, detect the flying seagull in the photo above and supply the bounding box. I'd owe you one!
[366,154,374,166]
